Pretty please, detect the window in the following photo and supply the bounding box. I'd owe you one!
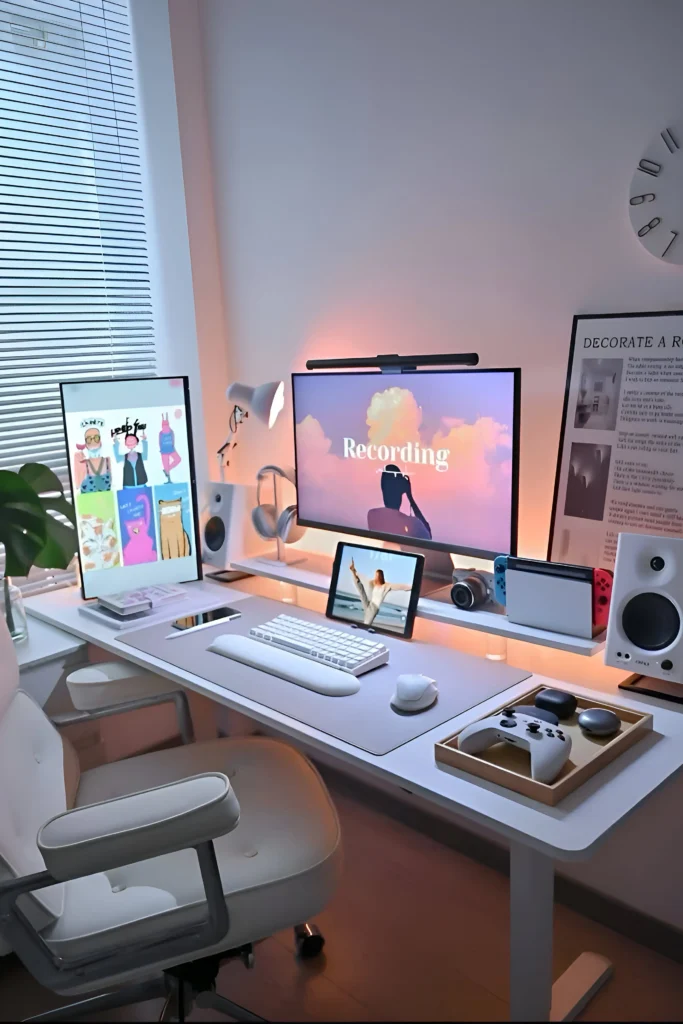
[0,0,155,591]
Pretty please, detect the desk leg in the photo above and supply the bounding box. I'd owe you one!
[510,843,554,1022]
[509,843,613,1023]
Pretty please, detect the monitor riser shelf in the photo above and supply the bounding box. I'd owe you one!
[230,552,606,657]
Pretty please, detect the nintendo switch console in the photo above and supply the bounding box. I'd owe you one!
[493,556,613,638]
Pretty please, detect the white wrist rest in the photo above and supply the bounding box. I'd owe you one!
[208,634,360,696]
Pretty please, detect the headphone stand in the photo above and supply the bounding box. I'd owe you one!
[254,468,307,568]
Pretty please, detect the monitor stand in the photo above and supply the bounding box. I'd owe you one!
[419,548,454,597]
[391,543,453,597]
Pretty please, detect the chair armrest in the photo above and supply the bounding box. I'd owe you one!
[38,773,240,881]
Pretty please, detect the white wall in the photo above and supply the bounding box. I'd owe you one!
[167,0,232,473]
[193,0,683,557]
[129,0,208,491]
[169,0,683,930]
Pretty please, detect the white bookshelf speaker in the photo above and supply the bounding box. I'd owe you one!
[605,532,683,683]
[201,482,256,572]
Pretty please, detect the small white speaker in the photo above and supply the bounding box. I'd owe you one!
[605,532,683,683]
[201,482,256,572]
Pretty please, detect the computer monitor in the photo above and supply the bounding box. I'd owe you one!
[60,376,202,598]
[292,368,520,560]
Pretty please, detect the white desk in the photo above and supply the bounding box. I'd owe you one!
[16,616,86,671]
[16,616,88,709]
[25,580,683,1022]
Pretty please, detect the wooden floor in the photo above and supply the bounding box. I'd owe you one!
[2,785,683,1022]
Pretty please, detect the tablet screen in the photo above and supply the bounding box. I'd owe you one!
[327,542,423,639]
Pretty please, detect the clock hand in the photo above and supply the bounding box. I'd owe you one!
[662,231,679,259]
[661,128,680,154]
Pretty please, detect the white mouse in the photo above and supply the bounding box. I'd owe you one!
[391,673,438,713]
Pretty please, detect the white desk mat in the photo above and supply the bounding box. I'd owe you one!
[121,595,531,756]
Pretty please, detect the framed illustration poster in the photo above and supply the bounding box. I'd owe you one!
[548,310,683,570]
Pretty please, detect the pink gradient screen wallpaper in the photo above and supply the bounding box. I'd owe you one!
[292,371,518,555]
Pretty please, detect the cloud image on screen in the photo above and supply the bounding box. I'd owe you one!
[293,372,516,554]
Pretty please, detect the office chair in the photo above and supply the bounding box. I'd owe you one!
[0,618,341,1022]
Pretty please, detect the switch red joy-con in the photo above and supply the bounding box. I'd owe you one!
[592,568,614,629]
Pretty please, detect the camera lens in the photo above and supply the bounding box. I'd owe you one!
[451,574,489,611]
[650,556,665,572]
[451,582,474,609]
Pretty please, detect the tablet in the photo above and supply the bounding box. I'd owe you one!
[327,542,424,639]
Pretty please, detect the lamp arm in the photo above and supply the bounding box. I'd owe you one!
[216,427,234,484]
[216,405,247,483]
[216,429,235,457]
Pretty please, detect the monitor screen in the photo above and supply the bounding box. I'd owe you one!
[60,376,202,598]
[292,369,520,559]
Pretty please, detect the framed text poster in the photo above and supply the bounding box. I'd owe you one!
[548,311,683,570]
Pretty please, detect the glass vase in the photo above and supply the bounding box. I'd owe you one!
[3,576,28,643]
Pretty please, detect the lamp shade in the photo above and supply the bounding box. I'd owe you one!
[226,380,285,429]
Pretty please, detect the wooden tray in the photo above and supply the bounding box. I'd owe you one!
[435,685,653,806]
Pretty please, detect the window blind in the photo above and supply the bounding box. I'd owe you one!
[0,0,155,592]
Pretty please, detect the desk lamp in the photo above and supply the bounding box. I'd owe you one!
[204,379,285,582]
[217,380,285,481]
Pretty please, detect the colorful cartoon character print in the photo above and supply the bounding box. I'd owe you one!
[158,497,191,558]
[79,514,120,571]
[121,491,156,564]
[159,412,182,483]
[114,430,148,488]
[74,425,112,494]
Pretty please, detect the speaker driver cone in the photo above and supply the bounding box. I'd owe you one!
[622,592,680,651]
[204,515,226,552]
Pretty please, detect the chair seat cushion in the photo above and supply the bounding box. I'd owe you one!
[45,737,341,971]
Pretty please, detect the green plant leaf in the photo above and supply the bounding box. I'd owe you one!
[0,470,47,577]
[18,463,78,571]
[17,462,64,494]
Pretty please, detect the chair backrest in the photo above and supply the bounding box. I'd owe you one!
[0,616,79,932]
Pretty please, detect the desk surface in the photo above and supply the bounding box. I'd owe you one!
[16,613,87,670]
[26,580,683,862]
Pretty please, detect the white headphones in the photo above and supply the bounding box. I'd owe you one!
[252,465,306,544]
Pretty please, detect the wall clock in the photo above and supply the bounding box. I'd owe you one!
[629,123,683,265]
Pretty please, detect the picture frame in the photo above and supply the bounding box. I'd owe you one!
[548,310,683,569]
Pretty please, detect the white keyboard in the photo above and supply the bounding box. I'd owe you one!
[249,614,389,676]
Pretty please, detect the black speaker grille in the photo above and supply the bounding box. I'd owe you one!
[621,592,680,652]
[204,515,226,552]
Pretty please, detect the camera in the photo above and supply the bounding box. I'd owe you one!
[450,569,494,611]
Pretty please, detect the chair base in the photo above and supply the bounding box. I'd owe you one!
[195,991,267,1022]
[25,979,168,1022]
[24,923,324,1023]
[25,969,264,1024]
[294,922,325,959]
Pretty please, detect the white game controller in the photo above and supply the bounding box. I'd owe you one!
[457,707,572,784]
